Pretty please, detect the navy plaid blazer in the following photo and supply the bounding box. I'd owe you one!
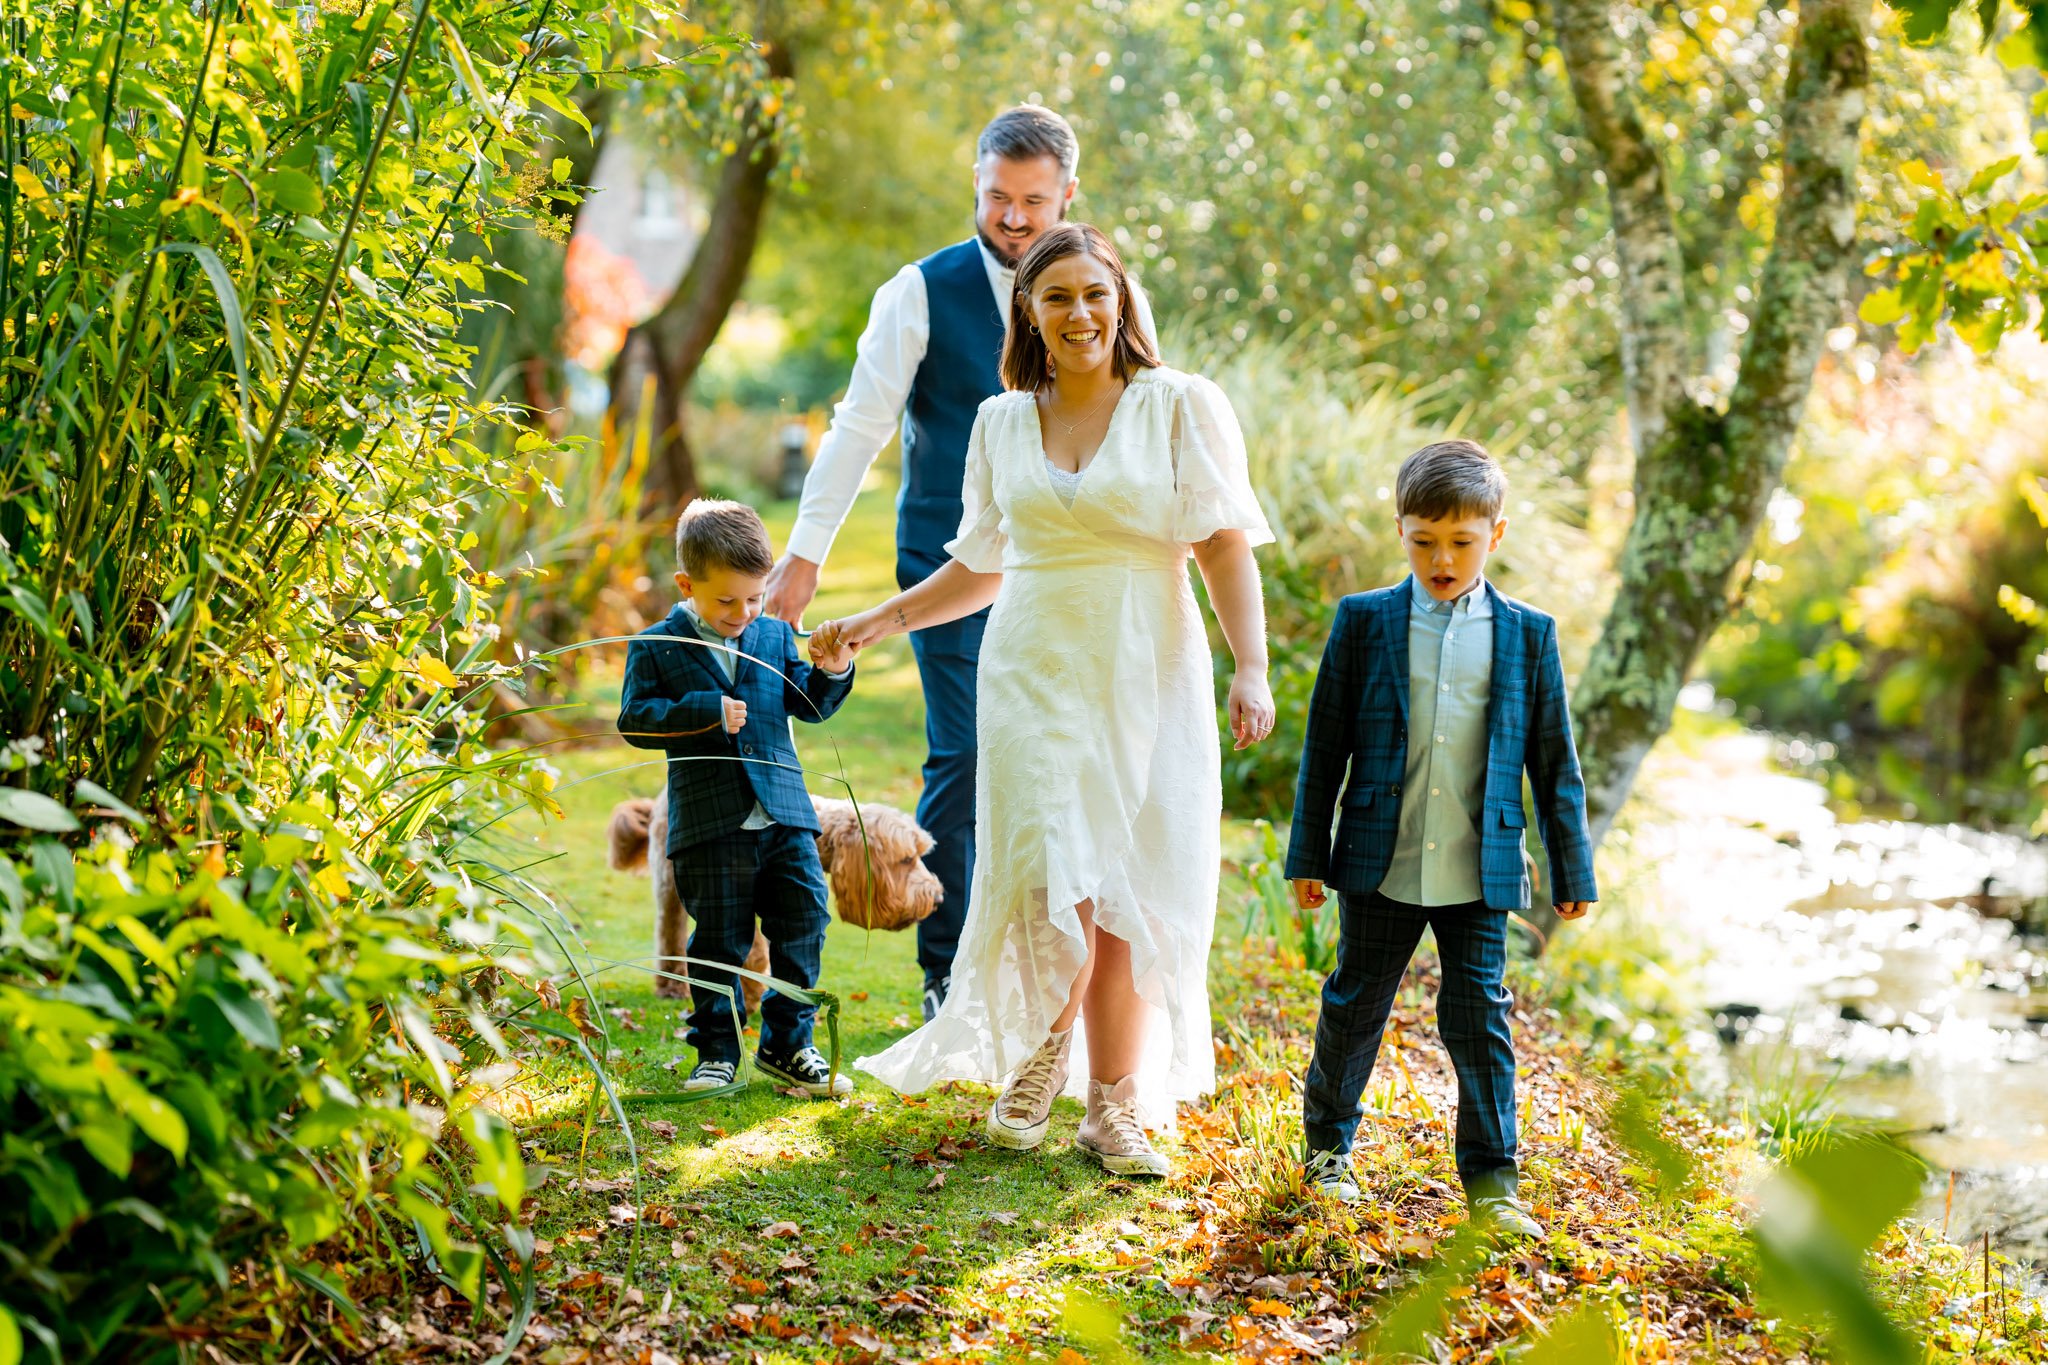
[618,606,854,858]
[1283,579,1598,911]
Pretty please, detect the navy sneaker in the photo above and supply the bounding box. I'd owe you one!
[681,1058,737,1093]
[757,1044,852,1097]
[1305,1148,1361,1202]
[1473,1193,1544,1239]
[921,973,951,1023]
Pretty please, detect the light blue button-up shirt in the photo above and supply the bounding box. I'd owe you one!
[1378,576,1494,907]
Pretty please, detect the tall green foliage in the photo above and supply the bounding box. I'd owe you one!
[0,0,685,1355]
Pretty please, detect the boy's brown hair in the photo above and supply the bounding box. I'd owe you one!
[674,498,775,578]
[1394,439,1509,522]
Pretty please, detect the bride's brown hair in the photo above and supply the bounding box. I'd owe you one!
[1001,223,1160,392]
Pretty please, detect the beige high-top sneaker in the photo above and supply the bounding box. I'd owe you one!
[1075,1075,1170,1178]
[984,1028,1072,1151]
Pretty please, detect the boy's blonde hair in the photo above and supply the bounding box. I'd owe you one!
[674,498,774,578]
[1395,439,1508,522]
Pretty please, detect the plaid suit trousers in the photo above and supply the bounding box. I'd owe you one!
[671,825,830,1063]
[1302,890,1520,1198]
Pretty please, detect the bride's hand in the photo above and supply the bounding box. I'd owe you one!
[1228,669,1276,750]
[816,609,891,655]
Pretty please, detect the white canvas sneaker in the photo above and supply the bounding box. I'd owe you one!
[1076,1075,1170,1178]
[984,1029,1072,1151]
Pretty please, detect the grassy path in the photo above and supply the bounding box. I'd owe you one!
[353,487,2044,1362]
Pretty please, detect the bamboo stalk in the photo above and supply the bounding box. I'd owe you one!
[121,0,441,803]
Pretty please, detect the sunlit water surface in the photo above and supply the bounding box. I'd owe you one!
[1638,732,2048,1279]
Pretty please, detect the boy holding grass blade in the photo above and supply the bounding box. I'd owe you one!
[617,499,858,1098]
[1283,440,1598,1237]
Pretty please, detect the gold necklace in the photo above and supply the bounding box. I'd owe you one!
[1040,380,1125,437]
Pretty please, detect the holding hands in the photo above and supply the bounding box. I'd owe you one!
[807,616,869,673]
[807,619,860,674]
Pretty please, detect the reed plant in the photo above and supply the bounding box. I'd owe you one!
[0,0,754,1356]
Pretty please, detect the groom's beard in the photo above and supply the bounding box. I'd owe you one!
[976,225,1025,269]
[976,203,1069,269]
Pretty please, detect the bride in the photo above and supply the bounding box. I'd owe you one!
[811,222,1273,1177]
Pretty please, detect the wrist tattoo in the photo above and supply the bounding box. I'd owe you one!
[893,607,908,629]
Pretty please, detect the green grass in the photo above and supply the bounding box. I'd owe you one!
[457,484,1182,1357]
[351,483,2048,1363]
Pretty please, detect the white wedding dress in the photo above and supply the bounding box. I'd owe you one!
[856,367,1273,1126]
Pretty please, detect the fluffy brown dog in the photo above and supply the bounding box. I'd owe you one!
[607,795,943,1003]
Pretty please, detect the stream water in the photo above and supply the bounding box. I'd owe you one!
[1634,730,2048,1279]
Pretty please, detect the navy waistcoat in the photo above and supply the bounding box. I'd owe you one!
[900,239,1007,581]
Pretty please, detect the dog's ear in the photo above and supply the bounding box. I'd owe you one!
[607,798,655,873]
[821,812,884,929]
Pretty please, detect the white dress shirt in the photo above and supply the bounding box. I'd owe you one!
[786,237,1158,566]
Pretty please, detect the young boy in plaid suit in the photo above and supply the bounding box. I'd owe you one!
[619,500,858,1097]
[1284,440,1597,1237]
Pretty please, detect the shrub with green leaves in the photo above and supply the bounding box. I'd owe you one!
[0,0,692,1355]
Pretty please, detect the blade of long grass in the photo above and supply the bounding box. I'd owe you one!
[152,243,250,456]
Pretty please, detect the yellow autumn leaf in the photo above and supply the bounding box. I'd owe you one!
[1898,159,1944,191]
[416,656,459,688]
[312,862,351,900]
[11,165,49,200]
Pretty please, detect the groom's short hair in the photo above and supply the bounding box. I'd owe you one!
[1395,440,1509,523]
[674,498,775,578]
[979,105,1079,180]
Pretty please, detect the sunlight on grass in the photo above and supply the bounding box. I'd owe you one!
[663,1106,845,1184]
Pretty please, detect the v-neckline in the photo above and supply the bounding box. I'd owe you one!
[1031,381,1131,508]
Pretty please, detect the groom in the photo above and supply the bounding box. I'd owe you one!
[763,105,1155,1020]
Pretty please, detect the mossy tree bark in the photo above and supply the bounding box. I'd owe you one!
[1537,0,1871,940]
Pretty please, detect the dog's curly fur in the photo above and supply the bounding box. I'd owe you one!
[607,795,943,1003]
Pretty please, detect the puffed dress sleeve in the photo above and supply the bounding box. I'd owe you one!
[1170,375,1274,548]
[944,401,1010,572]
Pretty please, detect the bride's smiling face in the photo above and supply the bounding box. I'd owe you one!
[1026,253,1122,379]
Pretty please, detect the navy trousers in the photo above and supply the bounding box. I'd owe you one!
[1301,890,1520,1197]
[900,554,984,983]
[671,824,829,1063]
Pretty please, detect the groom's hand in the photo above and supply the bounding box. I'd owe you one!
[1292,879,1327,911]
[765,553,821,626]
[1554,900,1592,921]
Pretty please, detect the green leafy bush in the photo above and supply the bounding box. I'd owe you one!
[0,0,688,1354]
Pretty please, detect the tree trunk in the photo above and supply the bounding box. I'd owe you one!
[1532,0,1872,943]
[613,38,794,517]
[1552,0,1693,460]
